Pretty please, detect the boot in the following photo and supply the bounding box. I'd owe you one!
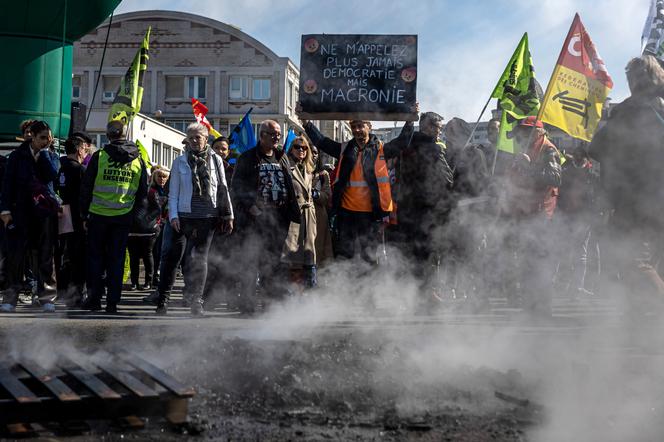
[156,301,168,316]
[305,265,318,288]
[142,290,160,305]
[191,299,205,317]
[156,291,169,315]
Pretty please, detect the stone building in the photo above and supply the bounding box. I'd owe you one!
[73,10,350,160]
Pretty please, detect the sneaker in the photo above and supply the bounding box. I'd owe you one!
[128,284,137,291]
[42,303,56,313]
[105,303,118,314]
[0,303,16,313]
[81,298,102,311]
[142,283,152,291]
[156,303,168,316]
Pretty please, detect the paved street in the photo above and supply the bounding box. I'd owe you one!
[1,283,663,441]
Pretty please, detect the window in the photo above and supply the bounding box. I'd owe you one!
[163,144,173,168]
[188,76,206,99]
[165,119,189,133]
[252,78,270,100]
[72,75,81,100]
[165,76,185,99]
[97,133,109,147]
[152,140,162,166]
[287,81,294,110]
[229,76,248,100]
[102,76,120,102]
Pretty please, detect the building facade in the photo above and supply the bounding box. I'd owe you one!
[73,10,350,163]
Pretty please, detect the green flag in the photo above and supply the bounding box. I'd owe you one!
[135,139,152,167]
[108,27,151,125]
[491,33,541,153]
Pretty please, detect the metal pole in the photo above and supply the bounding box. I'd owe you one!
[464,95,492,148]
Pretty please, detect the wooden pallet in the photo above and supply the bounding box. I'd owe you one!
[0,351,195,433]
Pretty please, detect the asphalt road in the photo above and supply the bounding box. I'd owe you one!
[1,282,663,441]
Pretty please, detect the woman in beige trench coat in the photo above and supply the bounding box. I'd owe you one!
[282,136,318,288]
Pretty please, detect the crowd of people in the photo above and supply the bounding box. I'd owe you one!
[1,54,663,317]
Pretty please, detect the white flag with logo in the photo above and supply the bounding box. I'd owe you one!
[642,0,664,60]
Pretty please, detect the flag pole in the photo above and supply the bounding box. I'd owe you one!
[464,95,493,148]
[490,114,501,176]
[537,13,578,122]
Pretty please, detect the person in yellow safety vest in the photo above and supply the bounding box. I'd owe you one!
[79,121,148,314]
[298,113,415,264]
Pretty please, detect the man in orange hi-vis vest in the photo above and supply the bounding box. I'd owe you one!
[299,115,413,264]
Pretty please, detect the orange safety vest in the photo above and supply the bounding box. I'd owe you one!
[335,141,393,213]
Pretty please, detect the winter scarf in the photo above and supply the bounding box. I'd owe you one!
[186,145,210,196]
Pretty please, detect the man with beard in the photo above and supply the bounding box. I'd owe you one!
[298,115,413,265]
[231,120,300,313]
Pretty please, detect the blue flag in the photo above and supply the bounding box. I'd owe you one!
[230,108,256,154]
[283,128,297,152]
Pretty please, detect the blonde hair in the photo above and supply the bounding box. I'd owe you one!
[150,166,169,186]
[626,55,664,97]
[289,136,315,173]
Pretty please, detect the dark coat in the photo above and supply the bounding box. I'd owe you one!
[58,156,86,231]
[304,122,413,220]
[230,145,301,229]
[558,158,597,217]
[1,141,59,229]
[395,131,453,228]
[589,95,664,234]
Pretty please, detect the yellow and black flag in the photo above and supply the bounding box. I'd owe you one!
[108,26,151,125]
[539,14,613,141]
[490,33,542,153]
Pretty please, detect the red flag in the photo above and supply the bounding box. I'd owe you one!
[555,14,613,89]
[191,98,221,138]
[539,13,613,141]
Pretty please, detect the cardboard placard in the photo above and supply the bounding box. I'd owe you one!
[299,34,418,121]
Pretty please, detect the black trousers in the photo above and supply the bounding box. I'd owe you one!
[2,215,57,306]
[86,215,130,306]
[56,229,87,299]
[157,218,216,305]
[335,209,381,264]
[202,230,238,305]
[151,226,164,285]
[235,210,290,302]
[127,234,156,286]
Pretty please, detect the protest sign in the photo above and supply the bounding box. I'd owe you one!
[299,34,418,121]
